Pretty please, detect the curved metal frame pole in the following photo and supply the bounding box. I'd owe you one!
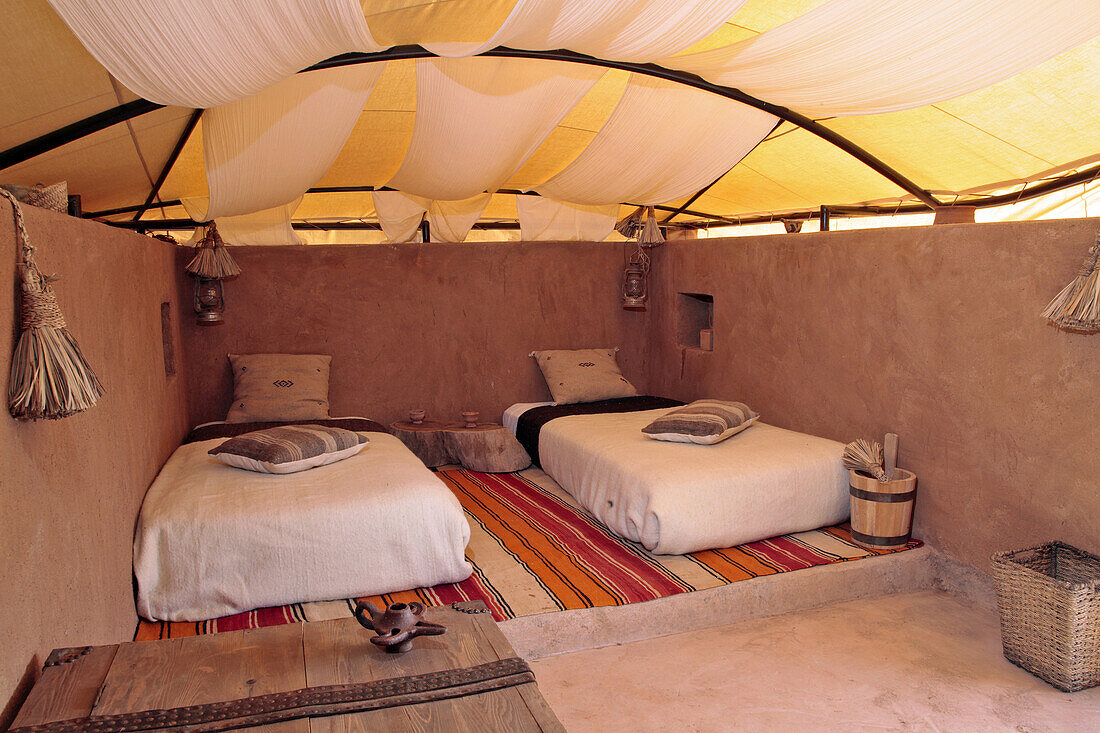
[305,46,941,209]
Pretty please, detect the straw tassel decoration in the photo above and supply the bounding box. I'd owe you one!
[638,206,665,247]
[3,189,103,420]
[842,439,888,482]
[185,222,241,279]
[1041,236,1099,332]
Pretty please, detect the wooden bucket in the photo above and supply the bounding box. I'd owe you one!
[849,468,917,550]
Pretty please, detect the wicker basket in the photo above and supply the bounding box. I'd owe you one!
[991,542,1100,692]
[0,182,68,213]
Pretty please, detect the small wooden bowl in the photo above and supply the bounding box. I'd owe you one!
[461,411,479,429]
[409,409,426,425]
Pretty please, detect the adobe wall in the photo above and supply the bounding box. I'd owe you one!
[0,206,189,726]
[178,241,649,428]
[5,210,1098,723]
[647,218,1100,570]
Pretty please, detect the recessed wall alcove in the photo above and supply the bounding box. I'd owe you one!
[676,292,714,351]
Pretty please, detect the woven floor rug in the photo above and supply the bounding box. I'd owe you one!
[135,468,922,641]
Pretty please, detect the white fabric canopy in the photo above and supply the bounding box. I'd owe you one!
[427,194,492,243]
[426,0,745,61]
[537,74,779,205]
[373,191,427,243]
[46,0,379,107]
[517,196,618,241]
[195,66,382,221]
[386,58,600,201]
[40,0,1100,226]
[669,0,1100,115]
[183,197,304,246]
[372,191,491,243]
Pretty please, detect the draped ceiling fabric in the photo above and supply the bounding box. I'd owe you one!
[427,194,492,242]
[386,58,601,201]
[667,0,1100,116]
[372,190,428,243]
[44,0,380,107]
[537,75,779,206]
[196,66,382,221]
[516,196,619,241]
[373,191,491,243]
[424,0,747,61]
[184,197,305,246]
[8,0,1099,240]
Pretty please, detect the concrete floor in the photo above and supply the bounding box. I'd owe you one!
[531,591,1099,732]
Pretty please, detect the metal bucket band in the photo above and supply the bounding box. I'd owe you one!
[850,529,911,547]
[849,486,916,503]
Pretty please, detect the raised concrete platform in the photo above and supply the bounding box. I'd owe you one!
[503,542,940,659]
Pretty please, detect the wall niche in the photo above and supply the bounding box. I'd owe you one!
[676,292,714,351]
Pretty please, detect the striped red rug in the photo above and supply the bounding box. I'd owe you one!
[135,468,921,641]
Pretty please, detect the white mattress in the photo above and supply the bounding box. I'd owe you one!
[502,401,554,435]
[537,408,849,555]
[134,433,472,621]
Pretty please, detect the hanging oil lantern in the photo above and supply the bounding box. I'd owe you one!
[193,277,226,325]
[622,248,649,309]
[186,222,240,326]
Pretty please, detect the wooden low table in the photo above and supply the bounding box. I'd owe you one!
[11,601,563,732]
[443,423,531,473]
[391,420,531,473]
[390,419,461,467]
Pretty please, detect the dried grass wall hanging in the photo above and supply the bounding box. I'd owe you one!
[3,189,103,420]
[1041,235,1100,333]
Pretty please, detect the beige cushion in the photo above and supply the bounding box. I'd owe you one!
[225,353,332,423]
[532,348,637,404]
[209,425,368,474]
[641,400,759,445]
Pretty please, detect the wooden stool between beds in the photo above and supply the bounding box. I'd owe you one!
[391,420,531,473]
[442,423,531,473]
[11,601,563,732]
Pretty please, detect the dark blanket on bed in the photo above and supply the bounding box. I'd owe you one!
[183,417,389,445]
[516,396,684,468]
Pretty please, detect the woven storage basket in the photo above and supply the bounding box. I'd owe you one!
[0,182,68,213]
[991,542,1100,692]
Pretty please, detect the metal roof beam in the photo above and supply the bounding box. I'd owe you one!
[85,162,1100,227]
[84,185,737,224]
[306,46,943,209]
[132,108,201,221]
[0,99,164,171]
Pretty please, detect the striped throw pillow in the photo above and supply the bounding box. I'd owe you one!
[641,400,759,445]
[209,425,369,474]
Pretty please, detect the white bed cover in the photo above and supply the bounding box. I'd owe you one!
[134,432,472,621]
[531,407,849,555]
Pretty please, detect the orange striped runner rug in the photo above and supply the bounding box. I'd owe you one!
[136,468,921,641]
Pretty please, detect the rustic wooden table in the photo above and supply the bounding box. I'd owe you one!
[391,420,531,473]
[11,602,563,732]
[442,423,531,473]
[390,419,462,467]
